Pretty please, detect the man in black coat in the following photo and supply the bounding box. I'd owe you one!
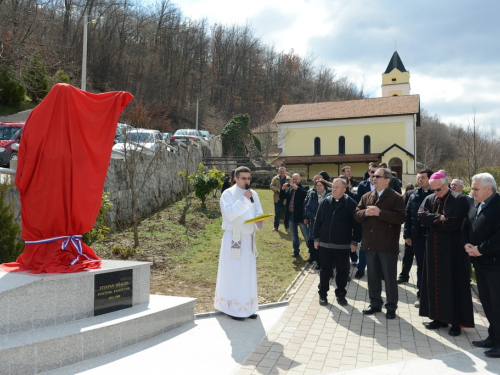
[283,173,309,257]
[353,164,378,279]
[462,173,500,358]
[400,169,434,308]
[314,178,361,306]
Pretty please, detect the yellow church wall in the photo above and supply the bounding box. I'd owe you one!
[389,90,403,96]
[380,147,415,174]
[283,121,406,156]
[382,69,409,85]
[282,163,373,181]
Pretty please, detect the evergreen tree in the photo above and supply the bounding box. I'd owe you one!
[221,114,261,156]
[0,68,26,106]
[23,53,50,102]
[0,186,24,263]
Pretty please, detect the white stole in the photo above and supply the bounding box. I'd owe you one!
[231,188,242,258]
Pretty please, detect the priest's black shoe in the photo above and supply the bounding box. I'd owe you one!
[397,276,408,284]
[248,314,258,319]
[424,320,448,330]
[362,306,382,315]
[228,315,245,321]
[386,311,396,319]
[336,296,348,306]
[291,252,299,257]
[319,297,328,306]
[472,339,494,348]
[449,325,462,336]
[484,347,500,358]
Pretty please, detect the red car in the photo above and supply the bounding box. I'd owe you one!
[0,121,25,167]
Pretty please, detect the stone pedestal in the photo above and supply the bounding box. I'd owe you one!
[0,260,196,374]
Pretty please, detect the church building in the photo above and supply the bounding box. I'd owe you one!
[271,52,420,182]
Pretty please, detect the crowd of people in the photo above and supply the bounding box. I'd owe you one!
[215,164,500,359]
[268,165,500,359]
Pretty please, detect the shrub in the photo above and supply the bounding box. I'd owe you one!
[111,244,137,259]
[82,192,112,245]
[0,183,24,263]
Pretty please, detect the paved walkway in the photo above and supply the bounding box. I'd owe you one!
[233,255,497,375]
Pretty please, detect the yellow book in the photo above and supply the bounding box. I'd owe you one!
[244,213,274,224]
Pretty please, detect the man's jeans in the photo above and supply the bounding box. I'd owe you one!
[289,214,309,254]
[274,199,287,229]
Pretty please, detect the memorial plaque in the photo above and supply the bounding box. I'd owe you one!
[94,269,133,316]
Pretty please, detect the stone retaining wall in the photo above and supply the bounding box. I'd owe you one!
[2,138,222,230]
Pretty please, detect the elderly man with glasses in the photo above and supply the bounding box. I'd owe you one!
[418,172,474,336]
[354,168,406,319]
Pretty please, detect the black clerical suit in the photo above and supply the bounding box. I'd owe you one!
[418,191,474,327]
[462,193,500,350]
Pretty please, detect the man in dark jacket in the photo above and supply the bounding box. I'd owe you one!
[353,164,378,279]
[462,173,500,357]
[314,178,361,306]
[283,173,309,257]
[354,168,406,319]
[400,169,434,308]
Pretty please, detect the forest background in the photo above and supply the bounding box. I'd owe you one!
[1,0,499,184]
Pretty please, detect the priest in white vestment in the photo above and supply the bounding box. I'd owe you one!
[214,166,264,320]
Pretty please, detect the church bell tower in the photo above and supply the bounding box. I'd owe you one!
[381,51,410,97]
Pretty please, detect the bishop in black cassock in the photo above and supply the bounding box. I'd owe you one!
[418,173,474,336]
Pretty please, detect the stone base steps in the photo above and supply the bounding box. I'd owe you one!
[0,295,195,375]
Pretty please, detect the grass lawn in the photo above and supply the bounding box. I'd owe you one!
[92,188,308,313]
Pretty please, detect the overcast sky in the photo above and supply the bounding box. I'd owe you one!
[174,0,499,128]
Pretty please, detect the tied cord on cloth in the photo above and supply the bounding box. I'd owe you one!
[231,188,242,258]
[25,235,98,265]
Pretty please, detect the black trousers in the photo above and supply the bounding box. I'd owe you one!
[365,251,399,312]
[399,242,414,279]
[476,267,500,348]
[318,246,350,298]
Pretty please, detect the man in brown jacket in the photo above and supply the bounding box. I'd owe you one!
[270,167,292,231]
[354,168,405,319]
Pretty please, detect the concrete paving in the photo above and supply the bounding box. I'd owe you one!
[233,258,498,375]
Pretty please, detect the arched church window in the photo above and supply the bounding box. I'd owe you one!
[339,136,345,154]
[314,137,321,156]
[364,136,370,154]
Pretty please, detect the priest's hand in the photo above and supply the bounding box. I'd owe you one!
[465,243,482,257]
[314,241,320,249]
[405,238,412,246]
[244,190,253,200]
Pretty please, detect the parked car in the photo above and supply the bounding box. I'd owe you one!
[199,130,211,140]
[162,132,172,141]
[115,123,134,144]
[112,128,165,155]
[170,129,205,143]
[0,122,25,167]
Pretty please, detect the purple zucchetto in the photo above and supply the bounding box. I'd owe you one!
[430,172,447,180]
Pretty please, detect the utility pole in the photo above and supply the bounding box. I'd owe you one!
[195,98,201,130]
[82,14,88,91]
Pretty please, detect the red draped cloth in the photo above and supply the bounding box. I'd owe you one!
[1,84,133,273]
